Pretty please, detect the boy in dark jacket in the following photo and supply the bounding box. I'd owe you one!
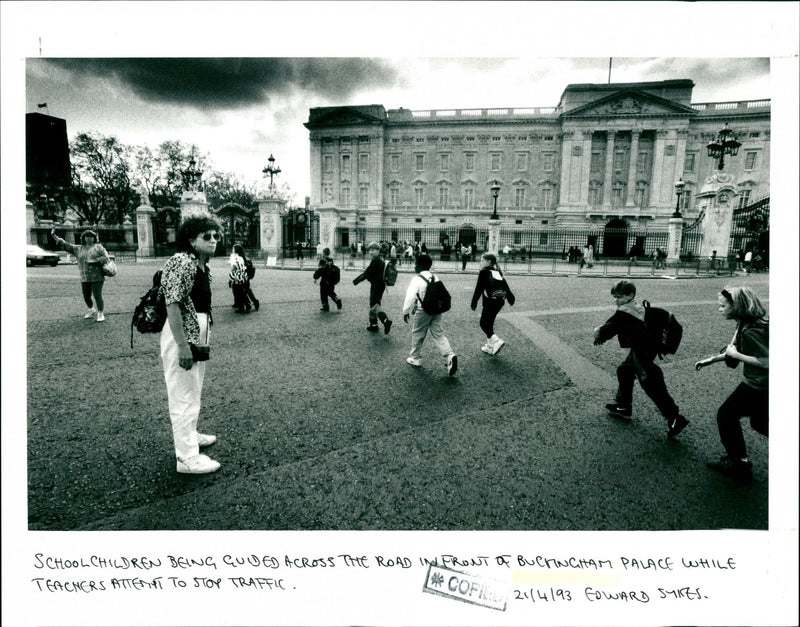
[352,242,393,334]
[313,247,342,312]
[593,280,689,438]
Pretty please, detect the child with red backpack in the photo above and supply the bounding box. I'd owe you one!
[593,280,689,438]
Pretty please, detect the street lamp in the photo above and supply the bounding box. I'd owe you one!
[490,183,500,220]
[706,123,741,171]
[673,178,685,218]
[262,154,281,189]
[182,156,202,191]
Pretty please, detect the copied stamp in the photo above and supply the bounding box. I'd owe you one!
[422,563,508,611]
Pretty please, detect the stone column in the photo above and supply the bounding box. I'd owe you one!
[602,131,616,210]
[650,130,667,209]
[135,204,156,257]
[26,201,37,244]
[579,131,593,206]
[626,131,640,207]
[257,193,287,257]
[317,207,339,253]
[558,131,574,206]
[487,217,501,255]
[667,215,684,262]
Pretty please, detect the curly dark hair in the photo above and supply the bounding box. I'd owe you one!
[176,214,222,253]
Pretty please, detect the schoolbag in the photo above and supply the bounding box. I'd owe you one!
[418,274,451,315]
[245,259,255,280]
[383,259,398,287]
[486,269,509,300]
[642,300,682,357]
[131,270,167,348]
[325,262,341,285]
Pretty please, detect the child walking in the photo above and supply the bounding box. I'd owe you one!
[593,280,689,438]
[352,242,393,334]
[402,253,458,376]
[313,247,342,312]
[471,252,516,354]
[694,286,768,481]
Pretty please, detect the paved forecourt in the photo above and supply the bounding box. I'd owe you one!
[24,260,769,531]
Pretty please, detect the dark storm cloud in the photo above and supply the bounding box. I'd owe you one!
[41,58,400,108]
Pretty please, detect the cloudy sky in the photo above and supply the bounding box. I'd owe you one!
[25,55,773,203]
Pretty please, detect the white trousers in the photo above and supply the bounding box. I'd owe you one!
[409,310,454,359]
[160,313,208,461]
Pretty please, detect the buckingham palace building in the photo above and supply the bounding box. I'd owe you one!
[304,79,770,259]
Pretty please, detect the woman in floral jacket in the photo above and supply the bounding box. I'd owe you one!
[160,213,222,474]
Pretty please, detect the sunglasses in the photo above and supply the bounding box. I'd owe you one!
[201,232,220,241]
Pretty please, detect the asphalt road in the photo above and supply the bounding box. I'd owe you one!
[24,259,770,531]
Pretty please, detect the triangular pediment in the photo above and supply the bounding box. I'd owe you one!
[306,106,385,128]
[563,89,696,118]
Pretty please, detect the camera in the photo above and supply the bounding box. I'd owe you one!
[190,344,210,362]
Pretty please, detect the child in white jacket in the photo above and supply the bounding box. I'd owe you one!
[402,253,458,376]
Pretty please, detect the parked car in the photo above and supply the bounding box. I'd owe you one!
[26,245,60,267]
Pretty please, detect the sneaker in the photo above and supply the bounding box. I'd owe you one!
[366,324,380,332]
[84,308,97,318]
[706,455,753,481]
[481,343,493,354]
[383,319,393,335]
[320,305,330,312]
[605,403,632,418]
[447,354,458,376]
[406,356,422,367]
[253,300,260,311]
[336,298,342,310]
[197,433,217,447]
[667,415,689,438]
[491,338,505,355]
[96,312,106,322]
[177,454,220,474]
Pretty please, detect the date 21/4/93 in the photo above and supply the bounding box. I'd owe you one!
[515,588,573,603]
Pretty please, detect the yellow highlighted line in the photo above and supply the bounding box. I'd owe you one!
[514,571,622,586]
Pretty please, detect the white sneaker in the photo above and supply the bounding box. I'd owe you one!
[447,354,458,376]
[96,312,106,322]
[177,454,220,474]
[197,433,217,447]
[481,343,493,354]
[84,308,97,318]
[491,338,506,355]
[406,356,422,367]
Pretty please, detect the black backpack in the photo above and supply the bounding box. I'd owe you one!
[485,269,509,300]
[383,259,398,287]
[245,259,255,279]
[131,270,167,348]
[418,274,451,315]
[642,300,682,357]
[325,263,341,285]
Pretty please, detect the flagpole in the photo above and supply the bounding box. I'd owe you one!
[608,58,612,84]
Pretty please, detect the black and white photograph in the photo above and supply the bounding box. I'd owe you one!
[3,2,798,626]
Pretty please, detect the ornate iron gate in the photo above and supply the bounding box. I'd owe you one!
[153,207,181,257]
[729,196,769,260]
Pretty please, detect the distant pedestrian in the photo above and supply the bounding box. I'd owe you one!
[352,242,393,334]
[593,280,689,438]
[316,242,323,259]
[159,213,222,474]
[296,241,304,261]
[402,253,457,375]
[471,253,516,355]
[581,244,594,269]
[460,244,471,271]
[50,227,111,322]
[313,247,342,312]
[695,287,768,482]
[228,245,250,313]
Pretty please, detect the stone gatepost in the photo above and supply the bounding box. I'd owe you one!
[122,214,136,248]
[257,193,286,257]
[179,190,210,220]
[487,217,501,255]
[26,202,37,244]
[667,216,684,262]
[696,172,738,259]
[316,206,338,254]
[135,204,156,257]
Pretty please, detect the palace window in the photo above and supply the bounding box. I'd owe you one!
[438,186,449,208]
[737,189,751,209]
[390,154,400,172]
[323,155,332,173]
[541,186,554,209]
[515,187,527,208]
[681,189,692,212]
[322,183,333,201]
[389,188,399,207]
[542,152,555,172]
[415,154,425,171]
[359,153,369,174]
[637,151,650,173]
[634,182,649,208]
[341,137,351,147]
[466,136,475,142]
[590,151,603,173]
[490,153,502,171]
[684,153,695,172]
[359,184,369,206]
[341,154,351,174]
[340,184,350,205]
[613,150,625,172]
[440,153,450,171]
[588,182,603,206]
[516,153,528,170]
[463,187,475,209]
[612,184,626,207]
[745,151,758,170]
[414,187,424,206]
[465,153,476,171]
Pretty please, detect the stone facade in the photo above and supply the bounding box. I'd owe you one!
[304,79,770,246]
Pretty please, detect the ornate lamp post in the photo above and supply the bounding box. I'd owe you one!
[673,178,685,218]
[490,183,500,220]
[182,156,203,191]
[706,123,741,171]
[262,154,281,190]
